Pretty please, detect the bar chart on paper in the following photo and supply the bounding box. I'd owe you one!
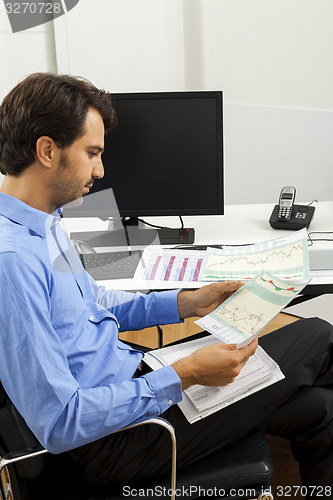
[134,248,206,284]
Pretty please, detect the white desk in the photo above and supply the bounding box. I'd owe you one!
[62,202,333,291]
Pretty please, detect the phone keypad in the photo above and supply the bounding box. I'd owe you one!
[278,207,291,219]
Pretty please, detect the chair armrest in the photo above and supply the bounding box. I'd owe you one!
[0,418,177,500]
[116,417,177,498]
[0,444,48,473]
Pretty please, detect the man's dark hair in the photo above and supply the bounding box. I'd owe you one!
[0,72,117,176]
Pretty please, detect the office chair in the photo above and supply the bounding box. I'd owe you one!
[0,381,273,500]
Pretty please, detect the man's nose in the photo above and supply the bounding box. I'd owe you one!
[93,159,104,179]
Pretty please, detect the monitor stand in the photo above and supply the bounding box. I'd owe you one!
[70,218,195,247]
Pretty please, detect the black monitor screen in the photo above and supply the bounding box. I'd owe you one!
[91,91,223,218]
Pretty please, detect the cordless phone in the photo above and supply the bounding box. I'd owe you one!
[269,186,315,230]
[277,186,296,221]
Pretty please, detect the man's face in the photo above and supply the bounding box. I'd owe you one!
[48,107,105,209]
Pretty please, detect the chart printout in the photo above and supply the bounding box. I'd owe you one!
[134,248,206,283]
[195,271,307,348]
[198,229,309,282]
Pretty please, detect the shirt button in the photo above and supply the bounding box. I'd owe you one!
[168,400,173,406]
[89,315,95,320]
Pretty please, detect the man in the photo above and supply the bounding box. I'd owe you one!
[0,73,332,495]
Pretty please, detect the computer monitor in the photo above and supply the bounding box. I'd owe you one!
[65,91,223,246]
[91,90,224,218]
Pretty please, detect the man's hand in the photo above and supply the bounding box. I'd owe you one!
[172,337,258,390]
[177,281,243,320]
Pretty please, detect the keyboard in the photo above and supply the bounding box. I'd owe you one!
[80,251,142,280]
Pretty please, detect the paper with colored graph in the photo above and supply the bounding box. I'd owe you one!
[195,271,308,348]
[133,247,206,286]
[198,228,309,282]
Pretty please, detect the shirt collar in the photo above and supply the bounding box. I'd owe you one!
[0,192,62,238]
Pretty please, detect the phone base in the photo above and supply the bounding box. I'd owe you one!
[269,204,315,230]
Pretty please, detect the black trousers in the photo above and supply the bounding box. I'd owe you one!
[63,317,333,491]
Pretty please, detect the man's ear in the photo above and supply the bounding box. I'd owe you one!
[35,136,58,169]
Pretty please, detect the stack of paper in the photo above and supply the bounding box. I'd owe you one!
[144,335,284,423]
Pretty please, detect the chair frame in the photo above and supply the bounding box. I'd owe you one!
[0,417,177,500]
[0,326,277,500]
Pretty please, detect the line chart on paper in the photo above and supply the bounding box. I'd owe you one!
[215,305,265,335]
[195,271,308,347]
[198,229,309,281]
[204,244,302,271]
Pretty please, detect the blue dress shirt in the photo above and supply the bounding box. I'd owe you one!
[0,193,183,453]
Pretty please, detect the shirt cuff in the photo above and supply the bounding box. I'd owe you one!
[143,365,183,413]
[155,289,182,325]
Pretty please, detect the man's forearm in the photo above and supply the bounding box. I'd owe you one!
[177,290,197,320]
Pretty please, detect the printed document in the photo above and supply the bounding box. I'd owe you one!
[198,228,309,282]
[144,335,284,423]
[132,229,310,289]
[134,247,207,287]
[195,271,307,348]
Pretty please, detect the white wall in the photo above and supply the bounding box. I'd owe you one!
[54,0,186,91]
[198,0,333,109]
[0,5,58,186]
[0,10,57,98]
[224,104,333,204]
[1,0,333,205]
[195,0,333,204]
[53,0,333,205]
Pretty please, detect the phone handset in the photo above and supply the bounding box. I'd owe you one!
[277,186,296,221]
